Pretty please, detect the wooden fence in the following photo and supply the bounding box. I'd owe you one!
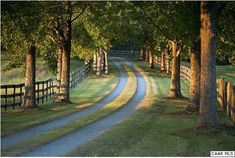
[153,55,235,124]
[153,55,190,81]
[1,63,91,110]
[108,50,139,58]
[217,79,235,124]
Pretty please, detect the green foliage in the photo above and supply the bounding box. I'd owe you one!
[1,1,234,68]
[39,37,57,74]
[216,2,235,65]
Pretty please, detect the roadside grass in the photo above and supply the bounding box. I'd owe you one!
[216,65,235,84]
[1,62,119,136]
[182,61,235,84]
[68,59,235,157]
[1,58,83,85]
[2,64,137,156]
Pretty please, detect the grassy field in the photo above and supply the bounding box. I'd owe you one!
[216,65,235,84]
[68,59,235,157]
[1,62,119,136]
[1,58,83,85]
[2,64,137,156]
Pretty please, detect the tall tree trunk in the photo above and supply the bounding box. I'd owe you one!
[100,48,105,72]
[21,44,36,108]
[148,50,154,69]
[168,40,182,98]
[166,56,171,74]
[161,50,166,72]
[142,47,146,61]
[145,48,149,62]
[166,46,171,74]
[197,1,218,127]
[140,47,144,60]
[55,2,72,103]
[55,47,63,101]
[93,52,97,73]
[104,49,109,74]
[96,48,101,76]
[187,38,201,111]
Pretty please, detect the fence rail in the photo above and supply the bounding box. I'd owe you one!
[108,50,139,58]
[153,55,235,124]
[1,63,91,110]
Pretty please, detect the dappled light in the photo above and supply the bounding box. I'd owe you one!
[1,1,235,157]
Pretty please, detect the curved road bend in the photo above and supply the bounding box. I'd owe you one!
[21,61,146,156]
[1,61,128,150]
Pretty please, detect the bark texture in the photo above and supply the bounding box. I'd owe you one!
[54,2,72,103]
[104,49,109,74]
[148,50,154,69]
[145,48,149,62]
[188,39,201,111]
[21,44,36,108]
[96,49,101,76]
[56,47,63,101]
[140,48,144,60]
[197,1,218,127]
[142,47,146,60]
[100,48,105,72]
[168,41,182,98]
[166,54,171,74]
[160,50,166,72]
[93,52,97,73]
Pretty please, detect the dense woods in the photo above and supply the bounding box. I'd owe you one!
[1,1,235,127]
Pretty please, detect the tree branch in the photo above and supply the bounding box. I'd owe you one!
[137,4,173,41]
[48,35,57,44]
[71,5,87,23]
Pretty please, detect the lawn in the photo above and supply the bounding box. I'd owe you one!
[68,59,235,157]
[1,62,119,136]
[1,57,84,85]
[216,65,235,84]
[1,64,137,156]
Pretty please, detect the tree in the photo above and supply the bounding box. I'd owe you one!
[136,2,187,98]
[2,2,46,108]
[197,1,218,127]
[50,2,87,103]
[185,2,201,111]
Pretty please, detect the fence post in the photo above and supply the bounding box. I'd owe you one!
[20,85,23,107]
[49,80,52,98]
[46,81,48,101]
[42,81,44,104]
[227,82,232,117]
[217,78,226,111]
[5,87,7,110]
[52,80,55,95]
[13,85,16,109]
[231,85,235,124]
[37,82,40,104]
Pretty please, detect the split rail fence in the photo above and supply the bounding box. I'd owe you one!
[1,63,91,110]
[108,50,139,58]
[153,55,235,124]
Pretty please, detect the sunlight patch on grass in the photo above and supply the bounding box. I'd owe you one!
[67,59,235,157]
[1,62,119,136]
[2,64,137,156]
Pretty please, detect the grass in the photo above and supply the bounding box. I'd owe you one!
[1,58,83,85]
[216,65,235,84]
[67,59,235,157]
[2,64,137,156]
[1,62,119,136]
[182,61,235,84]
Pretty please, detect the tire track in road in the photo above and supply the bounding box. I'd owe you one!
[20,61,146,157]
[1,61,128,150]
